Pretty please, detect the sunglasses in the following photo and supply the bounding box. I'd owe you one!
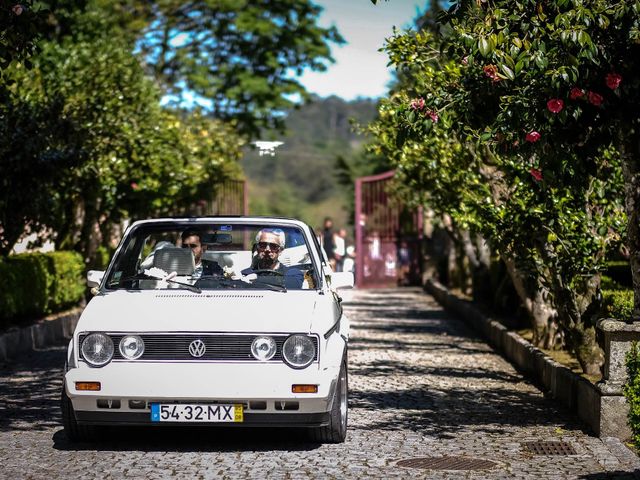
[182,243,200,249]
[257,242,281,252]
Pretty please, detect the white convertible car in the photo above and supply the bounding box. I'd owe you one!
[61,217,353,443]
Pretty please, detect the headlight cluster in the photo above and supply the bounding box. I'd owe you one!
[251,336,277,361]
[81,333,316,368]
[81,333,145,367]
[251,334,316,369]
[282,335,316,369]
[80,333,114,367]
[119,335,145,360]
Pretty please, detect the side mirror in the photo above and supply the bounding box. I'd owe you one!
[87,270,105,289]
[330,271,354,290]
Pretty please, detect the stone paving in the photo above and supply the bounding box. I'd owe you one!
[1,288,639,479]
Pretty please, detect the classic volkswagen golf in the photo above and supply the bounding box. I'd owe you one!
[61,217,353,443]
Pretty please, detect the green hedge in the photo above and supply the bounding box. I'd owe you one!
[624,342,640,445]
[599,275,634,322]
[601,290,634,322]
[0,251,85,326]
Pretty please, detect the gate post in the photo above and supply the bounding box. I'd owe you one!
[355,176,363,288]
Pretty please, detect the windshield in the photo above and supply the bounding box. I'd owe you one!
[104,222,319,292]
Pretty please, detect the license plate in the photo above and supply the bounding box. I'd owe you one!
[150,403,243,422]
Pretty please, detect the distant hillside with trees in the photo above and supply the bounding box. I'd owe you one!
[242,95,381,229]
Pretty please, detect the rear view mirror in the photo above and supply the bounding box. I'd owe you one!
[87,270,105,288]
[203,233,233,245]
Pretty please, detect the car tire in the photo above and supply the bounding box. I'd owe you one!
[309,358,348,443]
[61,387,98,442]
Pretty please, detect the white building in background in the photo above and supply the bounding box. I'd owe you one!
[12,232,55,254]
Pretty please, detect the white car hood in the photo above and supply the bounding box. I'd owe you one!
[77,290,318,334]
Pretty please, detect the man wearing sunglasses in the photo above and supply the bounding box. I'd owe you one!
[242,228,304,288]
[181,230,223,279]
[253,229,286,271]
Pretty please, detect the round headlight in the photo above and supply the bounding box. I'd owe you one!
[251,336,277,361]
[81,333,114,367]
[282,335,316,369]
[119,335,145,360]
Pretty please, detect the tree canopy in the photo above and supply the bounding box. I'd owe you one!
[0,0,347,259]
[119,0,344,138]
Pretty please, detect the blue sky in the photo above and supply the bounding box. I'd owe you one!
[298,0,428,100]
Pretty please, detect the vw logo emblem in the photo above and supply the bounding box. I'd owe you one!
[188,339,206,358]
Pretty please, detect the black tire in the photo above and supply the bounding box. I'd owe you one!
[61,387,99,442]
[310,358,348,443]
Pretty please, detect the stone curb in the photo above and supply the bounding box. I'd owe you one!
[424,278,632,441]
[0,307,82,362]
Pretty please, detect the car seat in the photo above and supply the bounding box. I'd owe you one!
[153,247,195,275]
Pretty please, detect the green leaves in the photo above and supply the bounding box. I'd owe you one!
[134,0,344,138]
[369,0,630,365]
[0,27,243,257]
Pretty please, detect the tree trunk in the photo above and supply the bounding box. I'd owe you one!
[537,242,604,375]
[502,256,558,348]
[459,229,492,303]
[55,195,85,252]
[549,278,603,375]
[79,193,103,266]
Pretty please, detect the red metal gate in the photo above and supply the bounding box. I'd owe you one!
[355,170,422,288]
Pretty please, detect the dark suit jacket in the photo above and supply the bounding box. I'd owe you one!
[202,259,224,276]
[240,263,304,289]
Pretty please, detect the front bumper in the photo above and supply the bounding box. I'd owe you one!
[65,361,339,426]
[75,411,331,427]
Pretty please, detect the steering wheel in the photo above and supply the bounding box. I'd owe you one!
[251,269,285,277]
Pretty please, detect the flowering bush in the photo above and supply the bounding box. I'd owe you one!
[370,1,631,373]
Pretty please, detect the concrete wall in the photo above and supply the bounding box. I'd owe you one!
[0,308,82,362]
[425,279,631,441]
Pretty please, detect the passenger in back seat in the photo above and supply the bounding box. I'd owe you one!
[181,230,223,279]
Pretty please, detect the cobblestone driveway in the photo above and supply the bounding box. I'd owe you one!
[1,288,639,479]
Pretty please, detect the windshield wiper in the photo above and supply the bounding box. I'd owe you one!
[117,272,202,294]
[246,280,287,293]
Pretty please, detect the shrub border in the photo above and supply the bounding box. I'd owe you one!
[424,278,631,441]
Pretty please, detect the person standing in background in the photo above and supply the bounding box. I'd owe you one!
[333,228,347,272]
[322,217,336,269]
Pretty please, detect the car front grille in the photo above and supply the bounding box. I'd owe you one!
[79,333,319,362]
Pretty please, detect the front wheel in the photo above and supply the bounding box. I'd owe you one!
[61,387,99,442]
[309,358,348,443]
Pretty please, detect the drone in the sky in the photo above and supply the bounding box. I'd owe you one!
[252,141,284,157]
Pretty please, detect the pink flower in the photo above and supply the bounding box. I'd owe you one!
[427,110,439,123]
[588,91,604,106]
[12,4,24,15]
[461,56,469,65]
[529,168,543,182]
[525,131,541,143]
[547,98,564,114]
[483,64,500,82]
[569,87,585,100]
[410,97,425,111]
[605,73,622,90]
[130,182,139,190]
